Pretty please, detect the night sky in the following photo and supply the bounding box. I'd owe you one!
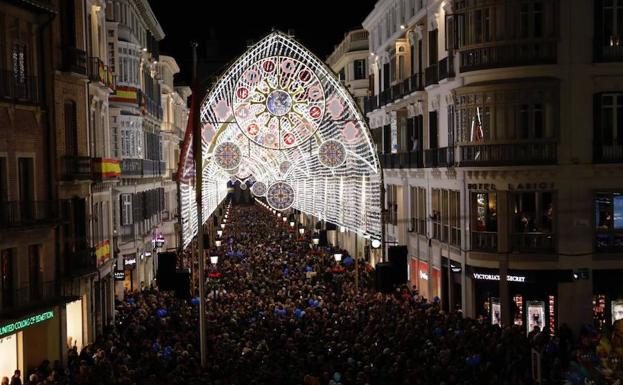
[148,0,378,85]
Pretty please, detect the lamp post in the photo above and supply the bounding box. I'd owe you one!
[298,223,305,236]
[333,252,342,263]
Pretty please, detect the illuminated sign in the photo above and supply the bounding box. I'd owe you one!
[419,270,429,281]
[0,311,54,337]
[473,273,526,283]
[124,255,137,267]
[113,270,125,280]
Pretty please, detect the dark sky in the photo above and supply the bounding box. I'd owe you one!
[148,0,377,85]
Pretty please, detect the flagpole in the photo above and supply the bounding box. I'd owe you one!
[191,41,207,369]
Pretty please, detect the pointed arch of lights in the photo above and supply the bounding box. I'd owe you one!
[178,31,381,248]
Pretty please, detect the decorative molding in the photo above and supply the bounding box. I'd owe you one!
[415,25,424,40]
[430,13,439,31]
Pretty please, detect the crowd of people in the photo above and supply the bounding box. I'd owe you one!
[6,202,623,385]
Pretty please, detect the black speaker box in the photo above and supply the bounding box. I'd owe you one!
[203,233,210,249]
[375,262,395,293]
[157,252,177,291]
[174,270,191,299]
[388,246,408,284]
[319,230,328,247]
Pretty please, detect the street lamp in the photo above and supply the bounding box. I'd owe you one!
[312,233,320,245]
[371,239,382,249]
[282,216,287,223]
[215,237,222,247]
[333,253,342,263]
[298,223,305,235]
[290,220,295,228]
[277,212,281,218]
[217,229,223,237]
[210,255,218,265]
[220,223,225,230]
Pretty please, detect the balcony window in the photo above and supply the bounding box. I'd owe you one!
[602,0,623,49]
[353,59,366,80]
[471,192,497,252]
[594,93,623,162]
[510,191,555,252]
[594,192,623,252]
[409,186,427,235]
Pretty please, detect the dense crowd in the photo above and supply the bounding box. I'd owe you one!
[7,202,623,385]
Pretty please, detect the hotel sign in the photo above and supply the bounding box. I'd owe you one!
[0,311,54,337]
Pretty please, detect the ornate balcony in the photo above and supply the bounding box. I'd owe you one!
[0,70,39,104]
[459,142,557,166]
[511,233,555,253]
[594,145,623,163]
[459,41,557,72]
[424,147,453,167]
[471,231,498,252]
[424,64,438,87]
[62,47,87,75]
[0,201,58,228]
[62,155,92,180]
[438,56,455,81]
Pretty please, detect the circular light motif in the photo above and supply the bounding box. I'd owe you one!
[342,121,360,142]
[318,139,347,168]
[251,181,267,196]
[239,182,247,190]
[266,181,295,210]
[233,56,325,150]
[266,90,292,116]
[279,160,291,175]
[213,141,242,170]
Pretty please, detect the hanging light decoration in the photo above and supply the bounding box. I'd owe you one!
[177,31,381,249]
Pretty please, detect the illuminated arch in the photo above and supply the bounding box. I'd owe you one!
[178,31,381,248]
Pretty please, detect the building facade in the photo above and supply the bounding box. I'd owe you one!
[363,0,623,333]
[326,29,370,113]
[105,0,168,297]
[158,56,189,252]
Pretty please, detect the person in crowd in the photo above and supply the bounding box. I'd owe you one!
[9,370,20,385]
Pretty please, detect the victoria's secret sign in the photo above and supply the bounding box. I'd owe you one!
[468,182,554,190]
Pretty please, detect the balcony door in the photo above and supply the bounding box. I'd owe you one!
[1,249,14,308]
[28,245,42,301]
[18,157,34,220]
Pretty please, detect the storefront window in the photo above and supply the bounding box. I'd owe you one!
[471,192,497,251]
[510,191,555,252]
[594,192,623,251]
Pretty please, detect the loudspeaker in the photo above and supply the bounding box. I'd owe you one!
[375,262,395,293]
[388,246,408,284]
[203,233,210,249]
[157,252,177,291]
[319,230,328,247]
[174,270,191,299]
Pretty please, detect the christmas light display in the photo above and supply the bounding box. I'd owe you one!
[178,31,381,248]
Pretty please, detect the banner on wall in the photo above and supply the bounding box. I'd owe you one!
[491,298,501,326]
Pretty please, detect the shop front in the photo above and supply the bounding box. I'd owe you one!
[0,308,60,379]
[441,258,463,312]
[408,259,441,300]
[470,267,564,334]
[122,253,137,292]
[593,269,623,330]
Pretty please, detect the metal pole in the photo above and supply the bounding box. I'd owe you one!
[380,169,387,263]
[191,41,207,369]
[354,234,359,294]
